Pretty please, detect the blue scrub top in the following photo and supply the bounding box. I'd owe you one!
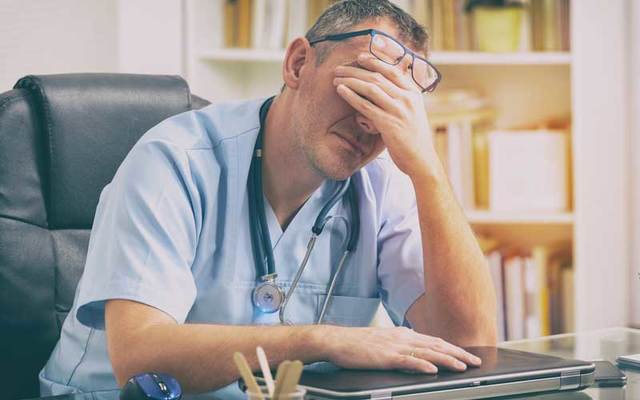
[39,97,425,399]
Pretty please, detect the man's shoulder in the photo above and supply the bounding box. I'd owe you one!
[139,97,265,152]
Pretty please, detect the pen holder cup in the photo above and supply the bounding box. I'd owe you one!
[247,386,306,399]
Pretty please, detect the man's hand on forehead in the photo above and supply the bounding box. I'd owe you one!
[332,52,439,178]
[338,53,416,91]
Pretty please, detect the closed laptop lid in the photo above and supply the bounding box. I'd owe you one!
[298,347,595,397]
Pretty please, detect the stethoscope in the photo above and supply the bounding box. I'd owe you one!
[248,97,360,325]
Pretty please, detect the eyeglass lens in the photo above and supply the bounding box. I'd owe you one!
[370,33,437,91]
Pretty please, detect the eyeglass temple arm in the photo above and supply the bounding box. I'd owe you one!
[309,29,374,46]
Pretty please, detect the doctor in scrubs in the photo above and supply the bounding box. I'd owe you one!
[40,0,497,398]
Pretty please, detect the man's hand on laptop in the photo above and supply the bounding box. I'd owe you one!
[312,325,482,374]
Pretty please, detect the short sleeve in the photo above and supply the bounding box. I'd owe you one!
[376,163,425,326]
[76,138,200,329]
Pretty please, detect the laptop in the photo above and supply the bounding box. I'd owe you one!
[295,347,595,399]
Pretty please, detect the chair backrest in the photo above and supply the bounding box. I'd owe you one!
[0,74,210,399]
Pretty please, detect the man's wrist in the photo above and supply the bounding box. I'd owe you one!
[408,156,448,189]
[297,325,332,361]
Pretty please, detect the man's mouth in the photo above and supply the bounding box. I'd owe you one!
[333,132,367,156]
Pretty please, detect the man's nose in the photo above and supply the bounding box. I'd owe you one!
[354,113,378,135]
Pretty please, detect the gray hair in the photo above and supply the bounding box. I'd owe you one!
[305,0,429,64]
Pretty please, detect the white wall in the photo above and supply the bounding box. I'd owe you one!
[0,0,118,90]
[630,0,640,327]
[572,0,630,331]
[0,0,185,91]
[116,0,183,75]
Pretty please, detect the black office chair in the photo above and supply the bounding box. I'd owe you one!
[0,74,210,400]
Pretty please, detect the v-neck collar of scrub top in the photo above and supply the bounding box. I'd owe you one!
[262,179,340,254]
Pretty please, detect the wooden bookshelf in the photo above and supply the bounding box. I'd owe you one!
[467,211,573,250]
[181,0,631,333]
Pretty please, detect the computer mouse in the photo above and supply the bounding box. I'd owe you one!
[119,372,182,400]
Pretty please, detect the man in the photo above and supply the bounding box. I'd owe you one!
[40,1,497,398]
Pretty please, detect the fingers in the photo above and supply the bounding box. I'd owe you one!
[394,353,439,374]
[431,339,482,367]
[386,330,482,374]
[328,328,482,377]
[333,76,402,116]
[411,348,468,372]
[334,54,425,124]
[335,83,385,124]
[355,53,417,92]
[413,336,483,367]
[334,64,404,99]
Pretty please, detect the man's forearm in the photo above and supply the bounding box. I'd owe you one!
[107,298,488,394]
[410,163,497,346]
[110,322,325,393]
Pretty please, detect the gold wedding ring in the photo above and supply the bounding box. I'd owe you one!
[409,350,417,358]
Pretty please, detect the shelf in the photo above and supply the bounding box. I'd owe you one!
[466,211,574,225]
[468,211,574,249]
[198,49,572,65]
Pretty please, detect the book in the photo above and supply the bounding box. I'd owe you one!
[504,256,525,340]
[484,244,573,340]
[487,251,506,342]
[430,0,444,50]
[488,130,569,212]
[426,89,494,210]
[441,0,456,50]
[473,130,489,209]
[541,0,560,51]
[412,0,432,32]
[561,263,575,332]
[459,121,475,209]
[308,0,332,28]
[224,0,252,48]
[524,256,540,338]
[532,246,551,336]
[224,0,238,47]
[266,0,287,49]
[211,0,225,49]
[237,0,252,48]
[286,0,309,44]
[518,0,532,51]
[454,0,470,50]
[252,0,267,48]
[548,252,565,334]
[531,0,568,51]
[559,0,570,50]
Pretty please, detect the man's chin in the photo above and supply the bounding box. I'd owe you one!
[314,159,361,181]
[325,170,355,181]
[307,146,369,180]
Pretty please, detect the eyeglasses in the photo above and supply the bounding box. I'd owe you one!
[309,28,441,93]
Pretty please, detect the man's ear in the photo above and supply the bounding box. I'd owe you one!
[282,37,314,90]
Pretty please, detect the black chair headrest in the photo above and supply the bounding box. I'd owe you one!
[13,73,194,229]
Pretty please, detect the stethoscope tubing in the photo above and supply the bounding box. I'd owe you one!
[250,96,360,324]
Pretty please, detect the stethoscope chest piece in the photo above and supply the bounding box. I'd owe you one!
[252,274,284,314]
